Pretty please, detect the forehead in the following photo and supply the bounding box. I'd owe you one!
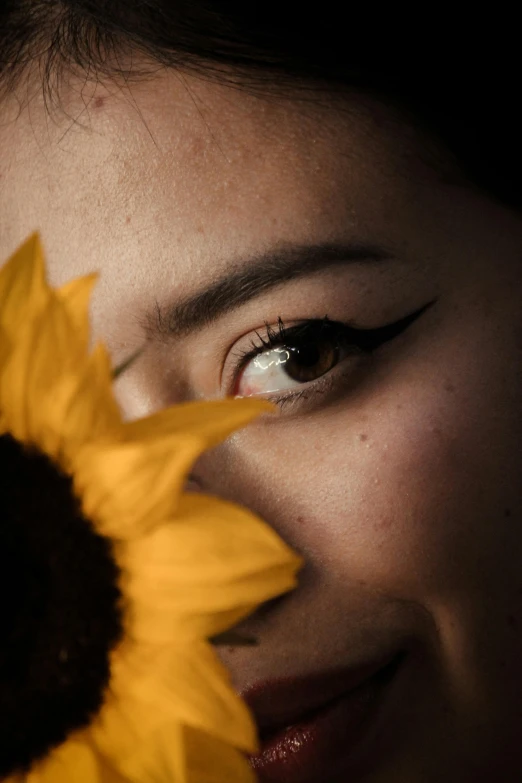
[2,70,427,237]
[0,71,443,342]
[90,76,414,247]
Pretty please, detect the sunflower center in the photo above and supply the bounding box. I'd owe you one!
[0,434,124,777]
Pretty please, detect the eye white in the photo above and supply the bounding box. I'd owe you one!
[238,347,301,396]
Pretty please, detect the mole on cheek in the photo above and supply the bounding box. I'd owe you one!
[93,96,106,110]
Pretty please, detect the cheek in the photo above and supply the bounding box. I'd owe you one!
[231,373,522,607]
[281,405,466,597]
[326,401,521,603]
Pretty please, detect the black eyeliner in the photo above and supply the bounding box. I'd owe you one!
[235,300,435,374]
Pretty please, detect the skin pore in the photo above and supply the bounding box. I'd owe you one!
[3,69,522,781]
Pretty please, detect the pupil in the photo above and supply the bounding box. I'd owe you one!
[293,343,322,367]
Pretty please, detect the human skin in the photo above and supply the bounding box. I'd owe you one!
[2,70,522,781]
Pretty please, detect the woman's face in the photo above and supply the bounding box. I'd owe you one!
[3,71,522,782]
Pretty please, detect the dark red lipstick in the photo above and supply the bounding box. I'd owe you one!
[244,653,404,783]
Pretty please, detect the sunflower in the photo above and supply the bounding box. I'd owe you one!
[0,235,301,783]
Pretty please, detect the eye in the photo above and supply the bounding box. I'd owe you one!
[230,303,433,402]
[233,319,349,397]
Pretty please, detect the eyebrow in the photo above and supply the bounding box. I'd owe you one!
[146,241,394,339]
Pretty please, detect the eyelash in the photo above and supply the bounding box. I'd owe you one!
[230,317,344,408]
[229,302,433,410]
[239,316,344,364]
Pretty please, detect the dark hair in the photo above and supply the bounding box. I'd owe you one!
[1,2,520,210]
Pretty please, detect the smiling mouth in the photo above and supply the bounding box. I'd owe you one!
[245,653,405,783]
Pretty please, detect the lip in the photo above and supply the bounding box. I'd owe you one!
[244,652,404,783]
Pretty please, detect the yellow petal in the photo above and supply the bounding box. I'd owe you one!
[46,343,122,467]
[73,436,205,539]
[57,273,98,351]
[0,322,12,365]
[106,640,256,752]
[119,493,301,640]
[183,725,256,783]
[31,341,121,467]
[0,234,49,334]
[0,291,81,441]
[122,398,274,450]
[91,706,187,783]
[0,292,120,455]
[0,309,44,443]
[9,735,128,783]
[0,264,121,459]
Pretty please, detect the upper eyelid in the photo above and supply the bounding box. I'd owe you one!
[248,317,335,353]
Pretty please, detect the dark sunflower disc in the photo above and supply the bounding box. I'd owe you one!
[0,433,123,777]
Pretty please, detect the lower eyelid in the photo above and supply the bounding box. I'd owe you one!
[260,361,348,411]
